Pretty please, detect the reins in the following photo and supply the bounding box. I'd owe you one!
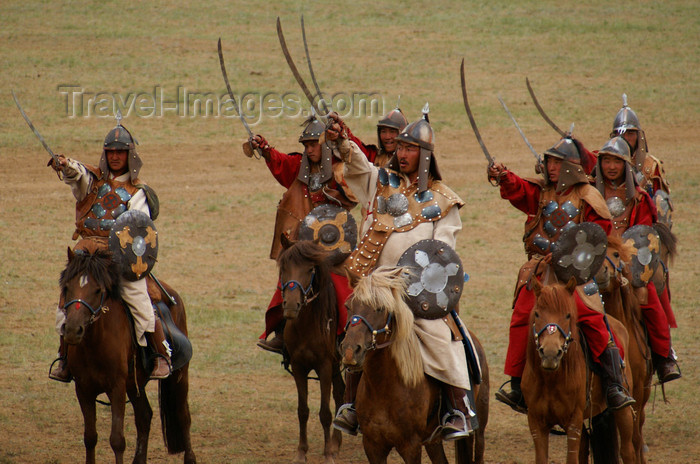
[345,312,393,350]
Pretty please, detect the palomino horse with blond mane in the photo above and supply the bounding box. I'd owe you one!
[341,266,489,464]
[522,277,636,464]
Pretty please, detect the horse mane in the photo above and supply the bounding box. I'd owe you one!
[277,240,336,331]
[653,222,677,263]
[607,234,634,264]
[59,249,121,300]
[351,266,424,388]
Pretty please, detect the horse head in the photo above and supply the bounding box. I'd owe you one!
[599,234,635,295]
[341,266,424,387]
[530,277,578,371]
[277,236,328,320]
[60,246,120,345]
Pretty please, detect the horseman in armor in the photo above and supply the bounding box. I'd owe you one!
[343,105,409,168]
[610,94,673,226]
[488,135,635,413]
[249,114,358,353]
[49,120,171,382]
[594,136,681,383]
[327,106,475,441]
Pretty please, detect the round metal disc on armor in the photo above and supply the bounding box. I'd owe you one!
[108,210,158,281]
[606,196,627,217]
[298,204,357,264]
[621,224,661,287]
[551,222,607,285]
[397,239,464,320]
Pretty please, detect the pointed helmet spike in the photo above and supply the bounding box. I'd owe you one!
[115,110,123,127]
[622,93,628,107]
[422,102,430,122]
[567,122,575,137]
[396,95,401,109]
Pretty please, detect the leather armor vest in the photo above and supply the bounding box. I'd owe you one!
[603,183,635,237]
[524,186,585,257]
[346,168,463,277]
[75,167,141,239]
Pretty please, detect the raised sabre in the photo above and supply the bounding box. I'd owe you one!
[217,38,263,159]
[12,90,62,169]
[497,95,543,172]
[301,15,330,115]
[525,77,566,137]
[460,59,495,169]
[277,16,328,124]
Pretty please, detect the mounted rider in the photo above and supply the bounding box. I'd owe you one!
[248,114,358,353]
[594,136,681,383]
[610,94,673,226]
[343,104,408,168]
[328,106,477,441]
[488,135,635,413]
[49,119,172,382]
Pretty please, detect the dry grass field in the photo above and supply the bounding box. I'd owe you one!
[1,1,698,463]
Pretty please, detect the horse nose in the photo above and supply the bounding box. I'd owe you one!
[341,345,359,366]
[64,324,84,345]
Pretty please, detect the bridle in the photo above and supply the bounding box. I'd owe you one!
[344,312,393,351]
[280,267,318,305]
[63,290,108,325]
[533,319,573,354]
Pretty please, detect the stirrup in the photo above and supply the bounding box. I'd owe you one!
[149,354,172,380]
[49,357,72,383]
[332,403,359,436]
[441,409,473,441]
[495,380,527,414]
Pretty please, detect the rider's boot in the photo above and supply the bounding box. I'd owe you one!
[49,336,72,383]
[256,321,285,354]
[495,376,527,413]
[598,344,635,410]
[442,385,475,441]
[332,370,361,435]
[147,318,172,380]
[652,350,681,384]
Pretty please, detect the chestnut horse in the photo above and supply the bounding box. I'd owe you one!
[522,277,635,464]
[60,245,195,464]
[277,237,345,464]
[600,235,653,463]
[341,266,489,464]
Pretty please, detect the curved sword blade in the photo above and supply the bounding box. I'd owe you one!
[301,15,329,115]
[277,17,326,123]
[497,95,542,164]
[525,77,565,137]
[460,59,494,166]
[217,38,262,159]
[11,90,59,164]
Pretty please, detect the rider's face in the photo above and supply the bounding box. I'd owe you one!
[379,127,400,153]
[303,140,322,163]
[600,154,626,184]
[396,142,421,182]
[546,156,562,184]
[106,149,129,176]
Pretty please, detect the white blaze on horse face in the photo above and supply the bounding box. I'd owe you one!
[79,274,89,288]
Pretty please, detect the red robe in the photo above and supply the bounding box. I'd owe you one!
[499,172,620,378]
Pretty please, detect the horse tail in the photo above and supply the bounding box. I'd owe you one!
[588,409,619,463]
[653,222,677,263]
[159,367,193,454]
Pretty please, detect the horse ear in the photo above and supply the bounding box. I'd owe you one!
[345,268,361,289]
[565,277,577,294]
[280,233,296,250]
[67,247,75,262]
[530,277,542,297]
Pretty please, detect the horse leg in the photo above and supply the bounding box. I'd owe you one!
[160,367,196,464]
[362,436,391,464]
[398,442,429,464]
[127,382,152,464]
[318,364,339,464]
[76,387,98,464]
[527,417,550,464]
[564,420,583,464]
[425,442,448,463]
[292,367,310,464]
[106,386,127,464]
[614,407,636,464]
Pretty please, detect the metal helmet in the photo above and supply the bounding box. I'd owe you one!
[611,94,641,135]
[595,136,636,203]
[99,112,143,181]
[390,103,441,193]
[376,104,408,154]
[543,135,588,193]
[296,112,333,189]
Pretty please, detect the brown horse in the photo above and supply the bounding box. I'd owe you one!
[277,237,345,464]
[600,235,653,463]
[650,222,677,300]
[60,245,195,464]
[522,277,635,464]
[340,266,489,464]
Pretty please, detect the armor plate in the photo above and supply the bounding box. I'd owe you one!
[108,210,158,281]
[653,190,673,227]
[397,239,464,320]
[551,222,607,285]
[298,204,357,264]
[621,224,660,287]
